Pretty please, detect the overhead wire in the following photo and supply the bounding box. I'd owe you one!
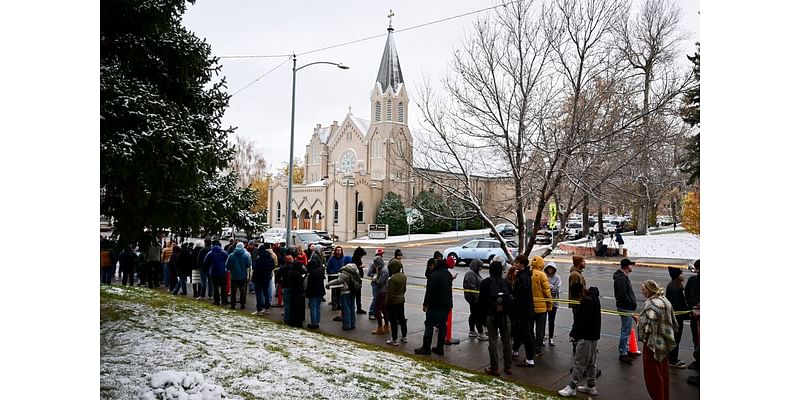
[222,0,521,96]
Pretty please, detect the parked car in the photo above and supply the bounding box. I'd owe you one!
[566,222,583,240]
[489,223,517,238]
[260,227,287,242]
[590,221,615,235]
[312,230,332,241]
[288,230,334,257]
[534,230,552,244]
[443,238,518,266]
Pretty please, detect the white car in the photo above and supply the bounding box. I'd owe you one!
[443,238,518,266]
[260,227,287,242]
[566,221,583,240]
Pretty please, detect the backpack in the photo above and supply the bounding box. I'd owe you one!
[347,271,363,293]
[490,278,513,314]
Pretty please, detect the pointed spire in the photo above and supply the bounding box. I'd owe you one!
[376,10,403,93]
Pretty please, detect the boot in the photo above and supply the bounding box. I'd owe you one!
[371,325,385,335]
[414,335,432,355]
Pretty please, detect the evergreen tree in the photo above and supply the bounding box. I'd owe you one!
[101,0,254,243]
[413,190,447,234]
[376,192,407,236]
[679,43,700,184]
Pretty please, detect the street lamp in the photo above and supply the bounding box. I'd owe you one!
[286,54,348,245]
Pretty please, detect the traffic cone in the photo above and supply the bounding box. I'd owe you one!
[444,309,460,345]
[629,327,641,355]
[275,284,283,307]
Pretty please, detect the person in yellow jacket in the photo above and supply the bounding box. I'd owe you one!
[530,256,552,356]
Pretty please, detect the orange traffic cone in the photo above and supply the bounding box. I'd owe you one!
[629,327,641,355]
[444,309,460,345]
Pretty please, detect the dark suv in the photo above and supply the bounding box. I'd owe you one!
[291,230,334,257]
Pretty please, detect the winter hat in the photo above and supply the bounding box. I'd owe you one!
[531,256,545,270]
[236,242,245,250]
[544,261,557,274]
[668,266,683,280]
[375,247,385,256]
[572,255,584,266]
[489,260,504,277]
[394,249,403,257]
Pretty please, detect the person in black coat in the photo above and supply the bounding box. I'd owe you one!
[351,246,368,314]
[511,255,536,367]
[479,260,514,376]
[117,243,138,286]
[666,267,690,368]
[287,260,307,328]
[305,258,326,329]
[414,259,453,355]
[252,246,276,314]
[559,283,601,397]
[171,243,192,295]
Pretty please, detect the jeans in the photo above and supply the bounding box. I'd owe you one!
[200,269,209,297]
[569,339,598,388]
[230,279,246,308]
[341,293,356,329]
[533,312,547,353]
[101,268,114,285]
[388,303,407,341]
[618,308,635,355]
[423,308,450,348]
[546,306,558,339]
[512,315,535,361]
[254,283,267,311]
[468,301,483,334]
[486,314,512,370]
[327,274,341,309]
[121,268,135,286]
[171,276,187,294]
[369,282,377,315]
[374,292,389,326]
[211,275,227,305]
[163,263,169,287]
[669,317,687,363]
[308,296,322,326]
[283,288,292,323]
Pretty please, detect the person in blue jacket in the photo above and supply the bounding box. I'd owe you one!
[326,246,346,311]
[226,242,251,310]
[204,240,229,306]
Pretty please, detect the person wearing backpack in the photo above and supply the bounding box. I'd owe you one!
[326,263,361,330]
[479,260,514,376]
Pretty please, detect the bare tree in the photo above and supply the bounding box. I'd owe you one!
[614,0,690,234]
[229,135,269,188]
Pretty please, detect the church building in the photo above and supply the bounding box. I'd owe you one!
[269,21,512,241]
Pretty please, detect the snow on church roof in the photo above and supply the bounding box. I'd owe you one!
[353,117,370,135]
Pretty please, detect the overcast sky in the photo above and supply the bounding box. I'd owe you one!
[182,0,699,174]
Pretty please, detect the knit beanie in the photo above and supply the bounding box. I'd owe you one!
[572,255,584,267]
[668,266,682,280]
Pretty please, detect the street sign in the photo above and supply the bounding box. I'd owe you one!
[548,203,558,229]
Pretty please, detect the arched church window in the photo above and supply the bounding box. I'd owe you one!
[398,102,404,123]
[357,201,364,222]
[334,201,339,224]
[387,99,392,121]
[375,101,381,122]
[276,202,281,222]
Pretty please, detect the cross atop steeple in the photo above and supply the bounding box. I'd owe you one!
[387,9,395,31]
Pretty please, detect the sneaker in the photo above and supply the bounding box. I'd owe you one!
[477,334,489,341]
[264,309,270,315]
[687,361,699,370]
[511,351,519,359]
[619,355,634,364]
[386,339,399,346]
[251,310,262,315]
[558,385,576,397]
[669,360,687,369]
[356,309,367,314]
[333,316,343,322]
[577,385,597,395]
[549,338,555,346]
[401,336,408,343]
[468,331,478,338]
[516,360,535,367]
[369,314,376,320]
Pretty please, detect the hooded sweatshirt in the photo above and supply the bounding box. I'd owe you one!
[326,263,361,295]
[204,246,228,277]
[373,257,389,294]
[530,256,552,313]
[545,263,561,310]
[462,259,483,304]
[387,260,407,304]
[613,269,637,310]
[571,286,601,341]
[252,248,275,285]
[226,244,251,281]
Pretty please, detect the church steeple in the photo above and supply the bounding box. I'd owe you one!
[376,10,404,94]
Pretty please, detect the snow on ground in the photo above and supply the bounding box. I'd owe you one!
[101,286,554,400]
[349,229,491,245]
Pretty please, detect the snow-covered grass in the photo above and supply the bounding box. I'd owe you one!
[563,228,699,260]
[101,285,555,400]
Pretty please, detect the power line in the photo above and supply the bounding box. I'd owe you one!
[224,1,520,96]
[230,56,292,97]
